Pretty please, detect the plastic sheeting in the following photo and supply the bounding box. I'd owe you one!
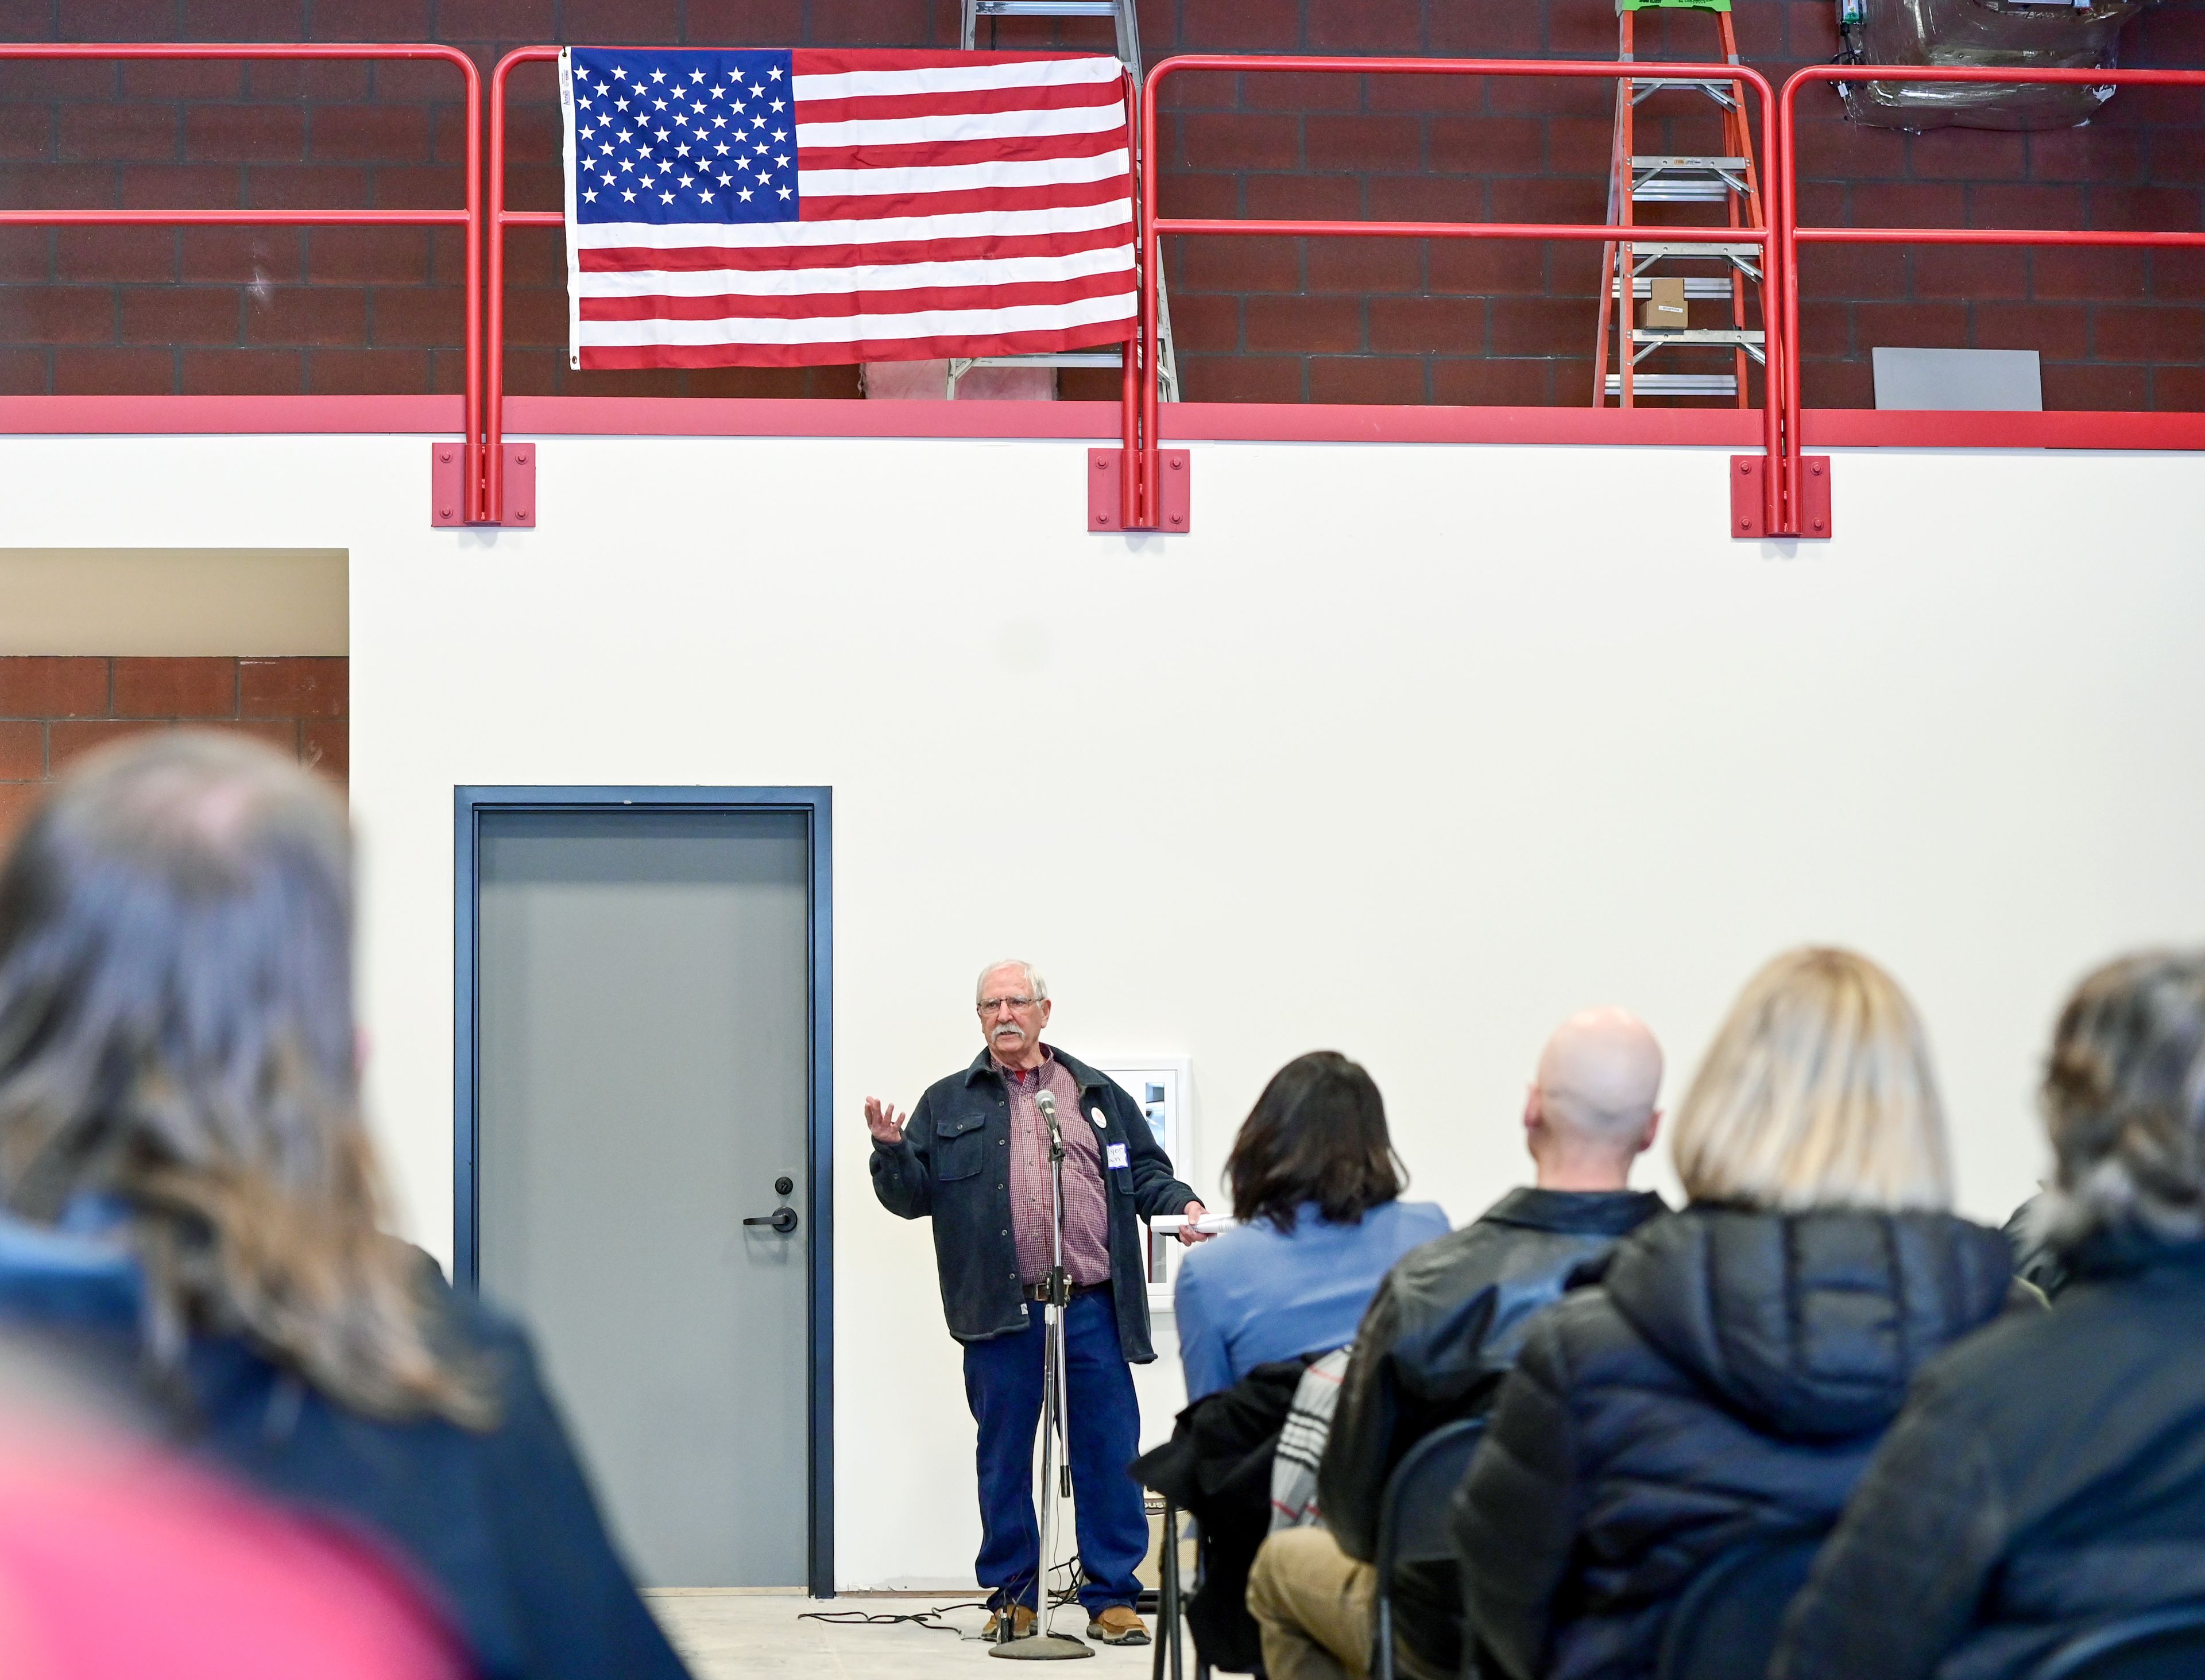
[1838,0,2151,131]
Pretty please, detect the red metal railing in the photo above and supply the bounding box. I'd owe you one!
[488,48,564,525]
[1777,63,2205,534]
[0,44,484,516]
[67,52,2169,535]
[1133,55,1786,535]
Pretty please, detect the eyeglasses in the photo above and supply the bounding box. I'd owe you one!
[977,996,1041,1015]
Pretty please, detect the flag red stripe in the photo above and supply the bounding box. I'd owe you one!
[579,270,1131,322]
[793,80,1121,125]
[577,319,1129,370]
[796,130,1125,172]
[798,179,1129,220]
[791,48,1109,75]
[579,224,1129,273]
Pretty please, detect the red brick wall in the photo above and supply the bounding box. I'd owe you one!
[0,655,347,846]
[0,0,2198,408]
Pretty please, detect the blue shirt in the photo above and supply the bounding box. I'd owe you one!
[1173,1198,1452,1401]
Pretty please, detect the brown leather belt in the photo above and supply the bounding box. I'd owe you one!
[1023,1282,1109,1304]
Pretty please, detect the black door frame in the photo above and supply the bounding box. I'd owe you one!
[452,785,834,1597]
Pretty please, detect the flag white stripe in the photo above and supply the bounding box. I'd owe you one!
[790,57,1120,101]
[793,102,1123,148]
[578,289,1134,347]
[572,198,1131,253]
[799,148,1128,198]
[576,242,1133,299]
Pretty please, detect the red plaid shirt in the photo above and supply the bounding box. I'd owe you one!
[998,1050,1113,1288]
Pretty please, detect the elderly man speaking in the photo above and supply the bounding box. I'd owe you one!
[867,960,1209,1647]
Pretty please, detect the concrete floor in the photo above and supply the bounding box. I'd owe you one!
[648,1593,1169,1680]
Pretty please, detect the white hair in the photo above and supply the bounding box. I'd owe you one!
[975,959,1049,1006]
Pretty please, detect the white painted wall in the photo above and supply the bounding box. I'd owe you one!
[3,428,2202,1590]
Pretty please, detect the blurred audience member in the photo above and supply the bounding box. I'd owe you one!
[0,1348,462,1680]
[0,734,692,1680]
[1773,951,2205,1680]
[1454,949,2018,1680]
[1175,1052,1449,1400]
[1247,1008,1668,1680]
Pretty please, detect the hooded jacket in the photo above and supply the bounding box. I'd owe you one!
[1772,1231,2205,1680]
[1318,1187,1668,1675]
[1452,1203,2016,1680]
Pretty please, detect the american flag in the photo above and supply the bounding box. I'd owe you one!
[558,47,1136,369]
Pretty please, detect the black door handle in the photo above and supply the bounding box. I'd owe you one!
[744,1207,799,1235]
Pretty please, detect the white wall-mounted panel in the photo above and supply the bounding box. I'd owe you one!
[2,428,2200,1590]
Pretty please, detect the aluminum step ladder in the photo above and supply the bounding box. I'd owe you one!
[947,0,1179,401]
[1593,0,1771,408]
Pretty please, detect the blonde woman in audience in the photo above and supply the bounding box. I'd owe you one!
[0,734,693,1680]
[1774,950,2205,1680]
[1452,947,2020,1680]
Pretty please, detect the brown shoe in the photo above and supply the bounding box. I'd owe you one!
[984,1605,1036,1642]
[1086,1607,1150,1646]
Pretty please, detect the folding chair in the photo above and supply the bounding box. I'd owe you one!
[2026,1604,2205,1680]
[1370,1419,1486,1680]
[1651,1532,1820,1680]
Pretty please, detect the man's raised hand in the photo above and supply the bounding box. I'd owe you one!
[863,1097,907,1146]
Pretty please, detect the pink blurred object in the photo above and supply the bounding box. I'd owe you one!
[0,1430,465,1680]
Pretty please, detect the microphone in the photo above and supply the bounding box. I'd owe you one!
[1030,1087,1073,1458]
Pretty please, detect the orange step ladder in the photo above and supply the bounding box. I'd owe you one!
[1594,0,1770,406]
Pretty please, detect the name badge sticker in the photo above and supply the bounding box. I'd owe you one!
[1106,1143,1129,1170]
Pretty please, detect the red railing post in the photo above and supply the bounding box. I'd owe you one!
[1777,61,2205,536]
[1133,55,1784,535]
[1774,67,1803,537]
[487,48,563,527]
[1135,62,1160,534]
[0,44,483,517]
[460,48,486,523]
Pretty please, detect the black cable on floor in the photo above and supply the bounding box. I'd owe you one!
[796,1604,982,1635]
[796,1551,1090,1640]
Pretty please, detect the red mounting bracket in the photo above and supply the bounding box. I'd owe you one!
[1087,448,1192,534]
[431,442,537,528]
[1730,454,1831,540]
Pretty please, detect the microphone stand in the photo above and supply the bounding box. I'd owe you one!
[992,1093,1093,1661]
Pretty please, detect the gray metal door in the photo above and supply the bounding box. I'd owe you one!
[475,808,811,1588]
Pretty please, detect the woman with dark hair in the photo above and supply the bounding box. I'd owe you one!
[0,733,691,1680]
[1173,1052,1448,1400]
[1773,950,2205,1680]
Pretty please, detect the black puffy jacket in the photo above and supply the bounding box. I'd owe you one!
[1452,1203,2016,1680]
[1319,1188,1668,1675]
[1772,1232,2205,1680]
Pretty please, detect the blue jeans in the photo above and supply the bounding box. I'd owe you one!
[962,1287,1147,1616]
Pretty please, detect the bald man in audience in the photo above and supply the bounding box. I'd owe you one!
[1246,1008,1669,1680]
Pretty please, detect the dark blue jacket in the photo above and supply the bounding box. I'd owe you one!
[0,1209,690,1680]
[870,1044,1198,1362]
[1772,1232,2205,1680]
